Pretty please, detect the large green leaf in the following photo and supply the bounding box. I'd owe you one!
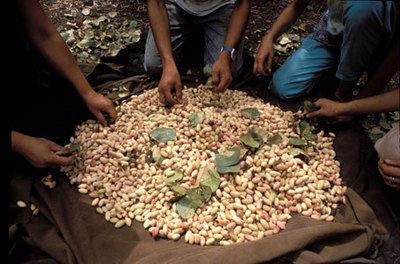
[188,111,205,126]
[240,127,266,149]
[165,168,183,186]
[216,148,240,166]
[288,137,307,146]
[299,121,314,137]
[171,185,187,196]
[266,134,283,146]
[241,108,261,119]
[151,127,176,143]
[199,168,220,193]
[176,196,196,219]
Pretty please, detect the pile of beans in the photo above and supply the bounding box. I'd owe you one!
[60,85,346,246]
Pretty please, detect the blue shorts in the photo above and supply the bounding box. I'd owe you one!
[144,2,244,76]
[270,1,399,100]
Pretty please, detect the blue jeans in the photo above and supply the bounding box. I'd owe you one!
[144,2,243,76]
[270,1,399,100]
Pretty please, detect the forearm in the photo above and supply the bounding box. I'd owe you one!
[341,88,400,115]
[147,0,176,68]
[223,0,250,48]
[264,0,309,42]
[11,131,27,154]
[18,0,95,101]
[35,32,95,99]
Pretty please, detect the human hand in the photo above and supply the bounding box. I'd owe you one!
[378,159,400,190]
[306,98,344,118]
[84,92,117,126]
[253,37,274,76]
[212,54,232,93]
[158,66,183,105]
[13,133,75,168]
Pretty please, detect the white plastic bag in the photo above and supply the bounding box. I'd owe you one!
[374,127,400,160]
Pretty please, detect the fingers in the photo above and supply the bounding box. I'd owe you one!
[253,58,267,76]
[50,153,75,167]
[158,83,182,106]
[384,159,400,167]
[175,82,183,104]
[379,159,400,189]
[159,89,166,105]
[380,159,400,177]
[214,74,232,93]
[267,55,273,74]
[105,104,117,124]
[164,90,178,105]
[95,112,108,127]
[306,109,322,118]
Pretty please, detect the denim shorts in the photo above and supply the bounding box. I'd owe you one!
[269,1,399,100]
[144,2,243,76]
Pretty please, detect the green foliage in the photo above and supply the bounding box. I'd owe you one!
[151,128,176,143]
[215,147,241,174]
[188,111,205,126]
[241,108,261,119]
[240,127,266,149]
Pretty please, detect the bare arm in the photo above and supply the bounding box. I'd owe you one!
[147,0,182,105]
[17,0,116,125]
[213,0,250,93]
[12,131,75,168]
[254,0,310,75]
[307,88,399,118]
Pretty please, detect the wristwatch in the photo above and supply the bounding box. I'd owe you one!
[220,46,235,60]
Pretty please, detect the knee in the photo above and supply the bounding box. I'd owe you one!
[268,73,313,101]
[144,55,162,75]
[344,3,381,33]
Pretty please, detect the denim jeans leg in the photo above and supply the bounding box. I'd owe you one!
[269,33,339,100]
[144,3,193,75]
[337,1,399,81]
[202,4,244,76]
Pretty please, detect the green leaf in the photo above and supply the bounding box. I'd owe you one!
[240,127,265,149]
[379,117,392,130]
[188,111,205,126]
[69,143,81,151]
[289,147,309,159]
[267,134,283,146]
[241,108,261,119]
[304,132,318,141]
[165,169,183,186]
[205,77,213,89]
[151,127,176,143]
[199,168,220,193]
[203,64,213,76]
[215,148,240,167]
[200,185,213,202]
[176,196,196,219]
[288,137,307,146]
[303,100,319,114]
[215,147,241,174]
[171,185,187,196]
[216,163,241,174]
[299,121,314,137]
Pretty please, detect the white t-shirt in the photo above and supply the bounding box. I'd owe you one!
[168,0,235,16]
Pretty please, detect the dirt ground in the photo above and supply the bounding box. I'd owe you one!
[39,0,327,66]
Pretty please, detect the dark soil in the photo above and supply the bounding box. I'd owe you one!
[39,0,327,67]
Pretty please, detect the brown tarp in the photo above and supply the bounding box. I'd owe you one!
[9,62,400,264]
